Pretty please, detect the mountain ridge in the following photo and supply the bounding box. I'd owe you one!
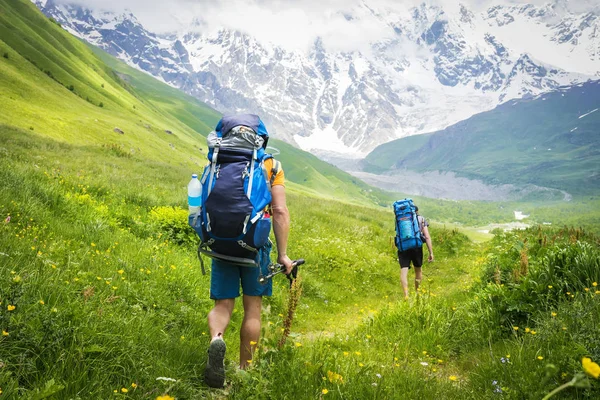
[33,0,599,155]
[362,79,600,196]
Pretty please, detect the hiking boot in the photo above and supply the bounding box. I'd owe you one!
[204,337,226,388]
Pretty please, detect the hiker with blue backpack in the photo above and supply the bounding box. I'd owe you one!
[393,199,434,299]
[188,114,296,388]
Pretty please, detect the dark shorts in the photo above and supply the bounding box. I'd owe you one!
[209,242,273,300]
[398,247,423,269]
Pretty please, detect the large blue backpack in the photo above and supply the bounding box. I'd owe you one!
[189,114,279,271]
[393,198,423,251]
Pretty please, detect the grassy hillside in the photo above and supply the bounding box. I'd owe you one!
[364,81,600,195]
[0,0,220,164]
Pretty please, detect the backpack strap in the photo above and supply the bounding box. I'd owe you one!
[207,137,222,196]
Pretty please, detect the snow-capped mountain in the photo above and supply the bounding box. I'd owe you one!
[33,0,599,156]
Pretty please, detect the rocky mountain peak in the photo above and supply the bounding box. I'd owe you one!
[32,0,598,155]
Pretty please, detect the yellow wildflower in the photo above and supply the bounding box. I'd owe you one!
[551,312,557,317]
[449,375,458,381]
[118,269,124,274]
[525,328,530,333]
[322,389,329,394]
[359,363,364,367]
[39,300,45,305]
[343,351,349,356]
[7,305,15,311]
[327,370,344,384]
[513,326,519,331]
[121,388,128,393]
[582,357,600,379]
[537,356,544,360]
[548,285,553,289]
[131,383,138,388]
[593,282,598,287]
[355,351,361,356]
[156,396,175,400]
[295,342,302,347]
[2,330,8,336]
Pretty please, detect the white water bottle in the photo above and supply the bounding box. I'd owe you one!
[188,173,201,215]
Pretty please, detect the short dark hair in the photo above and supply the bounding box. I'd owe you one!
[414,205,419,212]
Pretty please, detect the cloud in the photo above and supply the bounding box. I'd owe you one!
[55,0,599,51]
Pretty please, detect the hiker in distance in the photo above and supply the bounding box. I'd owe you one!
[188,114,294,388]
[392,199,434,299]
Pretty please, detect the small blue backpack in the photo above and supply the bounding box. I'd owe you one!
[393,198,423,251]
[189,114,280,271]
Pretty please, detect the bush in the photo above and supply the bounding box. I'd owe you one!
[470,227,600,333]
[3,52,8,59]
[101,143,131,158]
[148,206,196,246]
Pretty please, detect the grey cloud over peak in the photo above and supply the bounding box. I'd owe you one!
[53,0,599,51]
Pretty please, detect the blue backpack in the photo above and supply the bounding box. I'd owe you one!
[189,114,280,271]
[393,198,423,251]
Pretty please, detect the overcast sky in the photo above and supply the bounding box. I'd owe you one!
[54,0,599,51]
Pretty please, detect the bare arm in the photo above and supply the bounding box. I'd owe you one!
[422,225,434,262]
[271,185,293,273]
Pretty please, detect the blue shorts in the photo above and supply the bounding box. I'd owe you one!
[209,243,273,300]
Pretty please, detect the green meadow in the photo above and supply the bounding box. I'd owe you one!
[0,0,599,399]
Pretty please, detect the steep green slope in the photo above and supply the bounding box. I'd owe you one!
[364,81,600,195]
[89,44,220,139]
[0,0,220,165]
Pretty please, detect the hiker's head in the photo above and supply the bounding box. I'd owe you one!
[414,205,419,213]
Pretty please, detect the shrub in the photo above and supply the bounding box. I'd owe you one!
[98,102,104,108]
[101,143,131,158]
[3,52,8,59]
[148,206,196,246]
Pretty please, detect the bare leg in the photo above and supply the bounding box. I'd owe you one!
[208,298,235,339]
[240,295,262,369]
[415,267,422,293]
[400,267,409,299]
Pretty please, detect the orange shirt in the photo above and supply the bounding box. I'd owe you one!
[264,158,285,187]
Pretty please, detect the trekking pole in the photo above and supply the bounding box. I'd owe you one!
[258,259,305,285]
